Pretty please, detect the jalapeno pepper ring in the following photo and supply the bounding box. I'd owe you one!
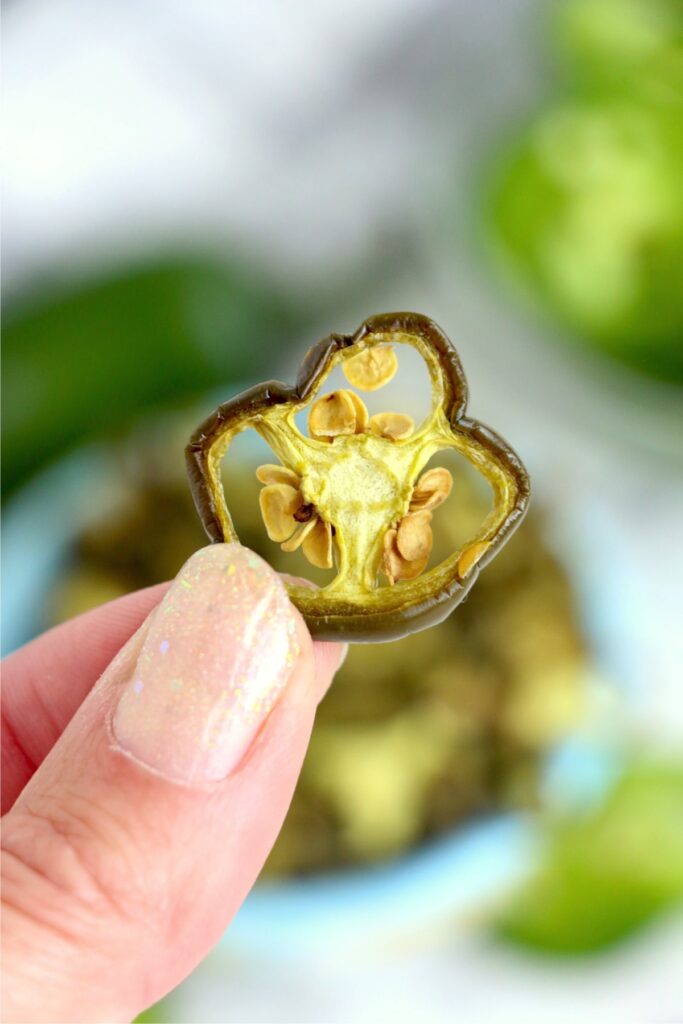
[186,312,530,642]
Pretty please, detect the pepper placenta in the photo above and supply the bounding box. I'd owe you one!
[186,312,530,642]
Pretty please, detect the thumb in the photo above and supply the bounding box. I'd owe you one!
[1,544,345,1024]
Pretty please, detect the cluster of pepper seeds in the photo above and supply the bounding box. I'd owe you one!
[256,347,454,584]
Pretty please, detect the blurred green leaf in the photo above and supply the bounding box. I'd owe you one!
[496,760,683,954]
[2,258,303,496]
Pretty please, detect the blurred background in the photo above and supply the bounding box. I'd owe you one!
[2,1,683,1021]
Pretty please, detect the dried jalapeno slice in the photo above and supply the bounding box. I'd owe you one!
[186,312,530,642]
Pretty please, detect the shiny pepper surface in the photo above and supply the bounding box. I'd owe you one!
[186,313,530,642]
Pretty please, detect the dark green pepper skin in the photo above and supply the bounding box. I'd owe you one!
[186,313,530,642]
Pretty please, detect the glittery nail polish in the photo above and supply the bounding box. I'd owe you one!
[112,544,300,783]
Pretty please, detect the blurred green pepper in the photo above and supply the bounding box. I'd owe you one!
[488,0,683,383]
[490,96,683,382]
[557,0,683,95]
[496,759,683,953]
[133,1000,171,1024]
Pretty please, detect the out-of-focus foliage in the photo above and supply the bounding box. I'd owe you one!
[496,759,683,953]
[1,258,302,496]
[489,0,683,383]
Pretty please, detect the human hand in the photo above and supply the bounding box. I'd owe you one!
[1,544,346,1023]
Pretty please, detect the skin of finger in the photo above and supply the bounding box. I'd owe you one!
[1,607,335,1023]
[1,583,170,813]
